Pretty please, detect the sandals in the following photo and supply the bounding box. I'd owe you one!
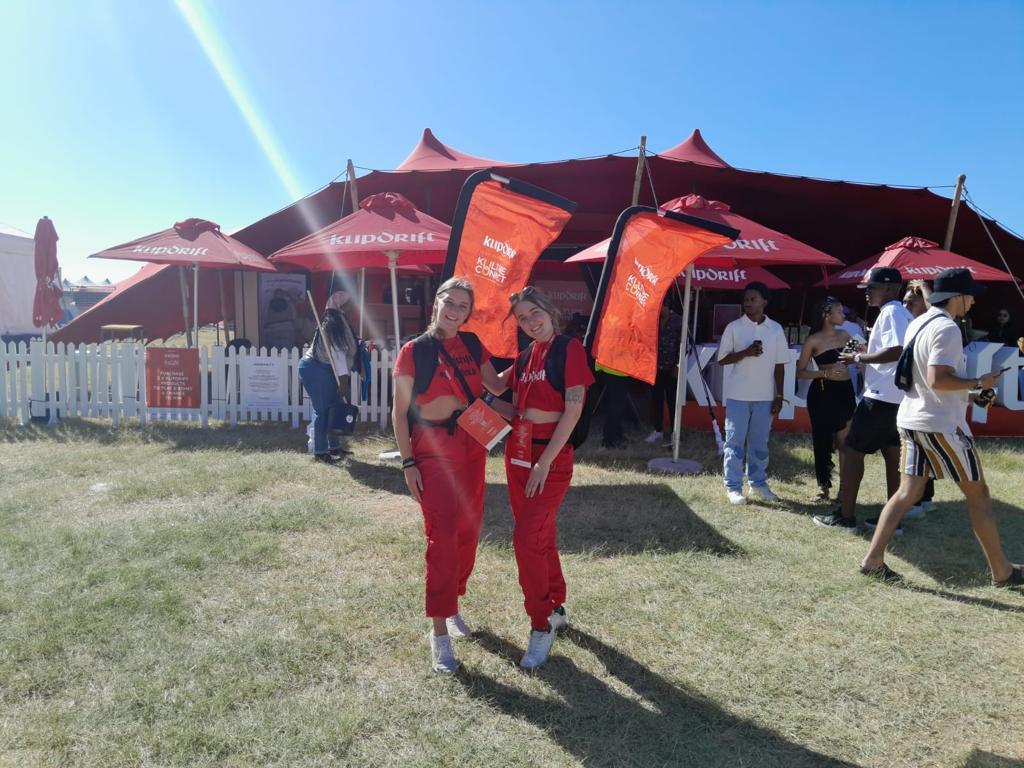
[859,563,903,584]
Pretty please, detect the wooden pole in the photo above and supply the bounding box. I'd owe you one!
[387,251,401,345]
[631,136,647,207]
[346,159,360,213]
[943,173,967,251]
[218,271,230,344]
[671,265,694,461]
[192,262,199,348]
[178,266,193,348]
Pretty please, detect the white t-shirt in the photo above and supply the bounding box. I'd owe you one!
[897,306,970,435]
[863,300,912,404]
[717,314,789,402]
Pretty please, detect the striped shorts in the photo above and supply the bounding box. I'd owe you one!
[898,427,982,483]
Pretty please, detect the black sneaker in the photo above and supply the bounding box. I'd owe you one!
[863,516,903,537]
[994,565,1024,589]
[859,563,903,584]
[313,453,341,464]
[812,512,857,531]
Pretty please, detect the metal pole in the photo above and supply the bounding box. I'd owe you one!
[671,264,694,461]
[943,173,967,251]
[218,271,229,344]
[631,136,647,207]
[193,262,199,348]
[387,251,401,346]
[358,267,366,337]
[178,266,192,348]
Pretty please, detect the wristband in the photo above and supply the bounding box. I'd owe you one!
[854,352,862,364]
[401,457,416,469]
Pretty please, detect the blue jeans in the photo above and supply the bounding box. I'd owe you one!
[723,399,772,491]
[299,358,342,454]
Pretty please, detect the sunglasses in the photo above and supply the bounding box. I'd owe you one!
[508,286,539,304]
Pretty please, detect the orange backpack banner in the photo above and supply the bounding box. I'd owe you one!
[442,171,576,358]
[584,207,738,384]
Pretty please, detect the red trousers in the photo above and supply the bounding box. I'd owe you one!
[505,421,574,629]
[412,424,486,618]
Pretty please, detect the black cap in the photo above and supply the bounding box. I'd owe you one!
[858,267,903,288]
[929,267,985,303]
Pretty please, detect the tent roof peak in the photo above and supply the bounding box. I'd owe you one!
[396,127,510,172]
[657,129,731,168]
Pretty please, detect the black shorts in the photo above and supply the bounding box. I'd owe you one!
[843,397,900,454]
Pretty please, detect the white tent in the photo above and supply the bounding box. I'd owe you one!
[0,223,37,336]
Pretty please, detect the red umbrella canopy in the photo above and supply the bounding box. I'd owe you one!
[819,236,1018,287]
[90,218,275,271]
[33,216,63,328]
[565,194,842,268]
[270,192,451,272]
[679,264,789,291]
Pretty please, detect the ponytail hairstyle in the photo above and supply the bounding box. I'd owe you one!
[426,277,475,338]
[507,285,562,330]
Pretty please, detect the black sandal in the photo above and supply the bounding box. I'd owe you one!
[859,563,903,584]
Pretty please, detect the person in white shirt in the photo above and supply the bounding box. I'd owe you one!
[716,282,789,505]
[813,268,911,530]
[859,268,1021,587]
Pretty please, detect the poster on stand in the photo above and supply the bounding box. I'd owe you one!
[241,355,288,408]
[259,273,310,350]
[146,348,201,409]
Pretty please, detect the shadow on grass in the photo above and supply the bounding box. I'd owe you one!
[346,459,743,557]
[896,582,1024,614]
[459,628,859,768]
[963,750,1024,767]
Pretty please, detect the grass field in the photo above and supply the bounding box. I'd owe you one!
[1,418,1022,768]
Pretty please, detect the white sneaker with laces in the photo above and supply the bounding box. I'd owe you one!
[904,504,925,519]
[548,607,568,631]
[446,612,473,638]
[520,627,556,670]
[430,632,458,673]
[748,485,779,502]
[644,430,663,444]
[727,490,747,505]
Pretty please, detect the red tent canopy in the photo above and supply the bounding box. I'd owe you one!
[270,192,450,270]
[396,128,510,172]
[231,128,1024,290]
[657,129,731,167]
[51,263,234,344]
[681,264,788,291]
[818,236,1018,286]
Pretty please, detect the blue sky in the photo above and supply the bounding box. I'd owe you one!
[1,0,1021,281]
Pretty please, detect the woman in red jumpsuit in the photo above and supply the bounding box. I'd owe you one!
[506,286,594,669]
[391,277,507,673]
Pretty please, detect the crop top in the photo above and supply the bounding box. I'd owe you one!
[393,335,492,407]
[512,336,594,413]
[813,347,842,366]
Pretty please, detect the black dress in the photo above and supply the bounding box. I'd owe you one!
[806,347,856,489]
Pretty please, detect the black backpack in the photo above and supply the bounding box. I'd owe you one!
[515,334,593,449]
[407,331,484,428]
[894,314,942,392]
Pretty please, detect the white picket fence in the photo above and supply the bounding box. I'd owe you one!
[0,341,395,429]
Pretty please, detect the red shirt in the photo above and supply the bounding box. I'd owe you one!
[394,335,492,407]
[513,336,594,412]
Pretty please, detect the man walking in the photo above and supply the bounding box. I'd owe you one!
[814,267,911,530]
[717,282,789,504]
[859,268,1021,587]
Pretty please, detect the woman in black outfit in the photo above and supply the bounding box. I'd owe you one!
[796,298,857,501]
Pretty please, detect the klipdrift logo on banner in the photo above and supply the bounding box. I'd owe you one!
[694,267,749,283]
[482,235,517,260]
[133,245,209,256]
[474,256,509,284]
[625,258,659,307]
[723,238,780,253]
[328,232,434,246]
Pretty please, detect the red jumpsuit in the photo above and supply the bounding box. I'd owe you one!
[394,335,491,618]
[505,336,594,630]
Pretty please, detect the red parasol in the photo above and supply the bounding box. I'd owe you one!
[271,192,451,341]
[817,236,1018,287]
[32,216,63,329]
[90,218,275,346]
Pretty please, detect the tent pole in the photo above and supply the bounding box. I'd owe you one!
[672,265,695,461]
[692,287,700,342]
[358,267,366,337]
[631,136,647,206]
[218,271,229,344]
[387,251,401,346]
[347,159,360,211]
[943,173,967,251]
[178,266,192,347]
[193,262,199,348]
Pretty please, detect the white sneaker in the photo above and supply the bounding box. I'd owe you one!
[920,500,937,513]
[904,504,926,519]
[727,490,747,505]
[748,485,779,502]
[548,606,568,631]
[644,430,663,444]
[520,627,556,670]
[430,632,458,673]
[445,613,473,638]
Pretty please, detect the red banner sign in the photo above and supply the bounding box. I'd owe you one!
[587,208,737,384]
[443,173,575,358]
[145,348,201,408]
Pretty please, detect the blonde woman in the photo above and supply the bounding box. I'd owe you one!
[391,277,507,673]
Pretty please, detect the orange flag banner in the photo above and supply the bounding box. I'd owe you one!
[442,172,576,358]
[585,208,738,384]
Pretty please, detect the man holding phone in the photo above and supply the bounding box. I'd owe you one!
[860,268,1022,587]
